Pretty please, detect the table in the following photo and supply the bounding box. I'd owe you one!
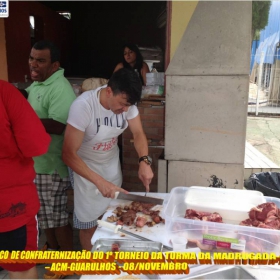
[81,192,280,279]
[91,192,170,249]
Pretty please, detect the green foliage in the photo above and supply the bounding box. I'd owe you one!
[254,30,260,41]
[252,1,272,40]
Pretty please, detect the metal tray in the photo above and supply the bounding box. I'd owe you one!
[92,238,163,253]
[183,265,256,279]
[81,272,160,279]
[91,239,162,279]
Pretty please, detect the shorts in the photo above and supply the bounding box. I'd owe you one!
[73,211,98,229]
[0,216,38,272]
[68,167,74,189]
[35,171,70,229]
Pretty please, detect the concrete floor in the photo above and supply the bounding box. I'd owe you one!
[246,116,280,166]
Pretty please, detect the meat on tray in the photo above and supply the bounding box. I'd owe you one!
[240,202,280,230]
[111,243,120,252]
[119,210,136,226]
[136,216,147,227]
[107,201,165,228]
[125,201,156,212]
[182,209,223,251]
[182,203,280,253]
[185,209,223,223]
[238,202,280,253]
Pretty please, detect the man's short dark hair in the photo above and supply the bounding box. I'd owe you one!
[32,40,60,63]
[108,68,142,105]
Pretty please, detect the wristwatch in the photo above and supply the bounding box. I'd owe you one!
[139,155,152,166]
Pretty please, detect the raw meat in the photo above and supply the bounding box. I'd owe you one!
[110,201,165,228]
[128,201,156,212]
[113,207,124,217]
[240,202,280,230]
[135,216,147,227]
[111,243,120,252]
[202,212,223,223]
[119,210,136,226]
[239,202,280,253]
[248,202,278,222]
[185,209,223,223]
[182,208,223,251]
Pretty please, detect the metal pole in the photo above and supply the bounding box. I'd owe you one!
[256,52,265,116]
[268,63,275,103]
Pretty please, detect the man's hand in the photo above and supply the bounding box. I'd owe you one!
[96,178,128,198]
[138,162,154,192]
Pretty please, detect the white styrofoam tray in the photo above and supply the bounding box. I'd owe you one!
[168,186,266,223]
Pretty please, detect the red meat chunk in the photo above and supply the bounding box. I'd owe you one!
[249,202,277,222]
[111,243,120,252]
[120,210,136,226]
[241,202,280,230]
[185,209,223,223]
[136,216,147,227]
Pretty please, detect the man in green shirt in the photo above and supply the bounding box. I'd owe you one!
[26,40,76,279]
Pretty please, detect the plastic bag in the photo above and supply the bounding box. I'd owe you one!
[146,73,164,86]
[244,172,280,198]
[141,85,164,98]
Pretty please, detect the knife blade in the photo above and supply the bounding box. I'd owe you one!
[95,189,164,205]
[116,192,164,205]
[97,220,172,251]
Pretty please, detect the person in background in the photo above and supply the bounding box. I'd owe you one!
[26,40,76,279]
[0,80,51,279]
[113,43,150,86]
[62,68,154,250]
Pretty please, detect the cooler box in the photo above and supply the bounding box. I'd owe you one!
[163,186,280,254]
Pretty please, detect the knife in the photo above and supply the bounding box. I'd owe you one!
[97,220,172,251]
[95,190,164,205]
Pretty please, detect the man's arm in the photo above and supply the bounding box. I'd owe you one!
[128,115,154,192]
[41,119,66,135]
[41,81,76,135]
[62,124,128,198]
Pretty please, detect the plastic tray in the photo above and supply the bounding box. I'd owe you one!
[92,239,163,253]
[175,186,266,223]
[163,186,280,254]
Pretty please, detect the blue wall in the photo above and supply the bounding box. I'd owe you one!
[251,40,260,72]
[254,1,280,65]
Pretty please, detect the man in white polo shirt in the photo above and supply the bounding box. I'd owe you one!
[62,68,154,250]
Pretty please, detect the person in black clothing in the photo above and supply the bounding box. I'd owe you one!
[113,43,150,86]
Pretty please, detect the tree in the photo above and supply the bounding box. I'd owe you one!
[252,1,272,43]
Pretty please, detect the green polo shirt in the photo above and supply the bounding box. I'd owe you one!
[26,68,76,178]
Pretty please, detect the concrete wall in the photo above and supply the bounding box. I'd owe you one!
[163,1,251,191]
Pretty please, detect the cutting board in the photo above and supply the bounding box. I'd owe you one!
[91,193,171,248]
